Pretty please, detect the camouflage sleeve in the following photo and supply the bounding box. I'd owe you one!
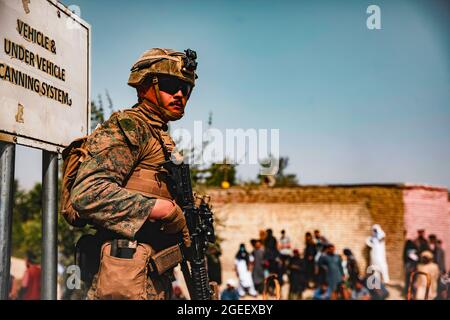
[70,111,155,239]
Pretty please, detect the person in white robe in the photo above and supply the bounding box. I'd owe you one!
[366,224,390,284]
[234,243,257,297]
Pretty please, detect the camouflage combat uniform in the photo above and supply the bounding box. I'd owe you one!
[69,47,198,300]
[71,102,177,300]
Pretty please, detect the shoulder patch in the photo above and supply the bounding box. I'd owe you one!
[118,118,136,132]
[116,112,141,147]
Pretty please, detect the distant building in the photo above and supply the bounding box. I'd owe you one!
[209,184,450,281]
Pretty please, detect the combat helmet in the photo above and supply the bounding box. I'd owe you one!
[128,48,197,86]
[128,48,198,120]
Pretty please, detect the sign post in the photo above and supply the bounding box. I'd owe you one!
[0,0,90,300]
[42,151,58,300]
[0,142,15,300]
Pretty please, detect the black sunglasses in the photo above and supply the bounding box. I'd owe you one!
[157,77,192,96]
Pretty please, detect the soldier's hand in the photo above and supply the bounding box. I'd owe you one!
[181,224,192,248]
[150,199,191,247]
[159,202,186,234]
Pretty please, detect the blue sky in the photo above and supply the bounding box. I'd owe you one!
[15,0,450,189]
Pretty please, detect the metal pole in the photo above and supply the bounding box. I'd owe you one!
[41,151,58,300]
[0,142,15,300]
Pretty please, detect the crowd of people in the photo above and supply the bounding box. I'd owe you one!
[219,227,449,300]
[220,228,391,300]
[403,229,448,300]
[8,228,449,301]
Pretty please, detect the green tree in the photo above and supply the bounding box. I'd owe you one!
[90,90,114,131]
[12,181,42,260]
[275,157,298,187]
[90,100,104,131]
[12,180,90,266]
[204,162,237,187]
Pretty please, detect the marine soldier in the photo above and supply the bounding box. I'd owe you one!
[69,48,198,300]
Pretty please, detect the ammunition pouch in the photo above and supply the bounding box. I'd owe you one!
[148,244,183,276]
[93,239,183,300]
[95,241,152,300]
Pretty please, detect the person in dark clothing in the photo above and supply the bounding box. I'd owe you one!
[351,279,371,300]
[429,235,446,274]
[303,232,317,288]
[403,239,419,296]
[314,230,329,252]
[278,230,292,287]
[313,230,329,286]
[437,240,446,271]
[263,229,282,284]
[318,244,344,292]
[316,258,328,287]
[264,229,278,259]
[363,274,389,300]
[313,282,331,300]
[331,281,352,300]
[250,239,265,294]
[414,229,430,254]
[206,241,223,285]
[236,243,250,263]
[437,272,450,300]
[343,248,360,289]
[287,249,306,300]
[221,279,240,300]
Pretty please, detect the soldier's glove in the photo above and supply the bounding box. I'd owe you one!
[181,225,192,248]
[161,204,192,248]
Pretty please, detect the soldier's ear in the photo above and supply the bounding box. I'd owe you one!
[137,80,158,101]
[136,78,152,97]
[136,85,146,99]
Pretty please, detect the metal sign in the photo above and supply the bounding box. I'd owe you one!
[0,0,91,152]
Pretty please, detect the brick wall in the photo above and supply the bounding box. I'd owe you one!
[207,185,407,281]
[213,202,373,282]
[207,184,450,281]
[403,185,450,271]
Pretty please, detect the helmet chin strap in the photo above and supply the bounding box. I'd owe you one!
[147,76,184,122]
[152,76,164,110]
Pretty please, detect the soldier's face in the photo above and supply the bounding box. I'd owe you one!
[159,87,187,117]
[140,76,191,119]
[143,85,187,116]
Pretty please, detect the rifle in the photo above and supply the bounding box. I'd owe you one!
[165,162,218,300]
